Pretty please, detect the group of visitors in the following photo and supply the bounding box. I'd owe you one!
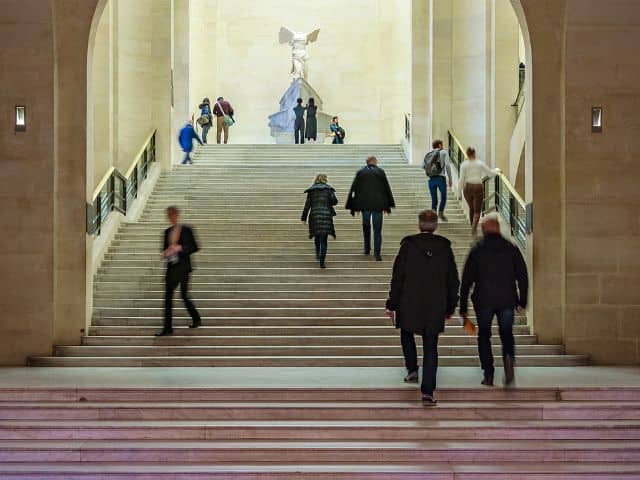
[293,98,318,144]
[161,143,525,406]
[178,96,235,165]
[386,210,528,405]
[302,155,394,268]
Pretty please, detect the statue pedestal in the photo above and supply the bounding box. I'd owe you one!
[268,78,333,143]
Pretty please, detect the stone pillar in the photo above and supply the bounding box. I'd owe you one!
[490,0,520,171]
[172,0,190,165]
[451,0,488,158]
[411,0,433,165]
[432,0,453,143]
[152,0,173,171]
[52,0,101,347]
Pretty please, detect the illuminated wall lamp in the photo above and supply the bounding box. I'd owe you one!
[592,106,603,133]
[15,106,26,133]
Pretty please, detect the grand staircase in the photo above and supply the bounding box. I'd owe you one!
[31,144,586,367]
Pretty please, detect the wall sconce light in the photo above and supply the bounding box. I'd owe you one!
[592,106,603,133]
[15,106,26,132]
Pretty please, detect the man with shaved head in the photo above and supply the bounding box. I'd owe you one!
[459,215,529,387]
[385,210,459,405]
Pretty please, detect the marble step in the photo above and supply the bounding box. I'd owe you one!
[87,325,533,337]
[92,290,392,300]
[29,355,589,367]
[88,317,524,327]
[1,419,638,441]
[80,334,537,347]
[0,439,635,463]
[1,462,639,479]
[54,345,560,357]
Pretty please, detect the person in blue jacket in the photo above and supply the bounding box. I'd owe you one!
[178,120,202,165]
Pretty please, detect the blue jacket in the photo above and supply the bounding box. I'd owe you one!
[178,124,202,152]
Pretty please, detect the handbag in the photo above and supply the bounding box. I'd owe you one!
[217,102,235,127]
[197,115,210,126]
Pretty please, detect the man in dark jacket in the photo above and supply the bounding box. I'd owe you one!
[345,156,395,261]
[385,210,459,405]
[460,216,529,387]
[156,206,202,336]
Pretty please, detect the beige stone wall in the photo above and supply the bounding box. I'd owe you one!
[190,0,411,144]
[562,0,640,364]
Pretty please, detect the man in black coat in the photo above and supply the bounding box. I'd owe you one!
[345,156,395,261]
[385,210,459,405]
[156,206,202,336]
[460,216,529,387]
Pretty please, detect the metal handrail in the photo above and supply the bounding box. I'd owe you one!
[447,129,467,174]
[404,113,411,143]
[86,129,157,235]
[482,169,532,250]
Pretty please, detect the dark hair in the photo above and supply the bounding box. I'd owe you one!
[202,97,210,104]
[332,116,339,122]
[166,206,180,216]
[217,97,223,101]
[308,98,315,106]
[418,209,438,232]
[466,147,476,158]
[297,98,303,104]
[366,156,377,165]
[432,139,443,149]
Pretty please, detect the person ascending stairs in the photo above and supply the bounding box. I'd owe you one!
[156,206,202,336]
[301,174,338,269]
[346,156,395,261]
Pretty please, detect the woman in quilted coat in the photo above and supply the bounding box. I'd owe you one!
[301,174,338,269]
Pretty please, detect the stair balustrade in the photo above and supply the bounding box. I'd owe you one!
[86,130,156,235]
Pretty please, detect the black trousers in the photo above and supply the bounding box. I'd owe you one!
[314,235,328,265]
[164,269,201,331]
[476,307,516,376]
[400,329,439,396]
[294,119,305,144]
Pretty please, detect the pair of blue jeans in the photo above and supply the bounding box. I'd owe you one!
[428,176,447,212]
[476,307,515,376]
[361,210,383,257]
[314,235,328,266]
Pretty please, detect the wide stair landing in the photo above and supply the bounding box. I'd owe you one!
[0,385,639,478]
[31,144,587,367]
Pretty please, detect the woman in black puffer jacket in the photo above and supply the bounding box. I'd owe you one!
[301,174,338,269]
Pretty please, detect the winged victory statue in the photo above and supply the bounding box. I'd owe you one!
[279,26,320,81]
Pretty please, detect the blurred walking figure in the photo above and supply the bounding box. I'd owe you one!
[197,98,213,144]
[346,156,395,261]
[293,98,306,144]
[301,174,338,269]
[458,147,497,235]
[386,210,459,406]
[459,216,529,387]
[156,206,202,336]
[213,96,235,144]
[423,140,453,221]
[178,120,202,165]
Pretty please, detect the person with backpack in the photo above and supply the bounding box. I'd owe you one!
[301,174,338,268]
[459,215,529,387]
[197,98,213,144]
[385,210,459,406]
[330,116,345,144]
[423,140,453,221]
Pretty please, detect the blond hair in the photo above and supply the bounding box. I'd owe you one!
[314,174,328,184]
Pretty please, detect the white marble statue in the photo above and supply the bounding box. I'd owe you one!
[279,26,320,81]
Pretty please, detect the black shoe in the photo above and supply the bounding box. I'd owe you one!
[481,372,494,387]
[189,321,201,329]
[422,394,437,406]
[363,251,370,256]
[320,263,326,269]
[155,329,173,336]
[503,355,515,387]
[375,255,383,262]
[404,371,419,384]
[438,212,448,222]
